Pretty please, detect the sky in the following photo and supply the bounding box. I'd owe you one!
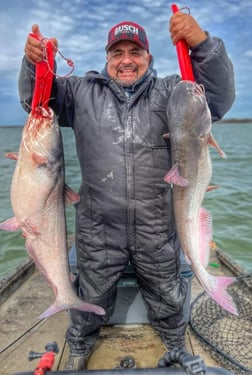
[0,0,252,125]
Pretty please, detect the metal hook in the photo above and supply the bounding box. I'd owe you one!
[179,6,191,14]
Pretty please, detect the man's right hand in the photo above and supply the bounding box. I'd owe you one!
[25,24,58,64]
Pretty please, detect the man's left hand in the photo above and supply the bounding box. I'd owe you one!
[169,12,207,48]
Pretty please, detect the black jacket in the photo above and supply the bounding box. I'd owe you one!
[18,35,235,254]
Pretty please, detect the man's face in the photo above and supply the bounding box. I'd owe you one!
[107,41,151,86]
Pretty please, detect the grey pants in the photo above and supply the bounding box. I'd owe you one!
[65,234,188,355]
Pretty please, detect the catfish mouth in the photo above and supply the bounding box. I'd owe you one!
[40,106,54,120]
[23,106,56,154]
[176,81,205,98]
[192,82,205,97]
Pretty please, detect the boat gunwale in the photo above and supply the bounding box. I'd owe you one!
[0,258,34,305]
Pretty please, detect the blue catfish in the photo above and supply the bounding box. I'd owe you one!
[0,107,105,319]
[164,81,238,315]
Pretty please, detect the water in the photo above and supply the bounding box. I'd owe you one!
[0,123,251,279]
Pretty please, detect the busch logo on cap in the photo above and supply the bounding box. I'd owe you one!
[114,24,139,37]
[105,21,149,52]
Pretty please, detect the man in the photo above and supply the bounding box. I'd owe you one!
[19,12,235,371]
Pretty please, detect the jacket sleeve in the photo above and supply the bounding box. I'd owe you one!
[18,56,36,113]
[190,35,235,122]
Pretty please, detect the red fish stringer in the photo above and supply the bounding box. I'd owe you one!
[29,33,55,115]
[171,4,195,81]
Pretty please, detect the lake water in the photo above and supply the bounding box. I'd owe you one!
[0,123,251,279]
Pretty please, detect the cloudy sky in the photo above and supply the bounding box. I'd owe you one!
[1,0,251,125]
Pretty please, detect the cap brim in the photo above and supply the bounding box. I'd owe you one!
[105,38,146,52]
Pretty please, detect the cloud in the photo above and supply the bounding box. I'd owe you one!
[243,50,252,58]
[0,0,252,124]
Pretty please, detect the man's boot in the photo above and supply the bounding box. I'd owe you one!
[64,352,91,371]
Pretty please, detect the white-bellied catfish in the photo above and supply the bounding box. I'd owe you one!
[164,80,238,316]
[0,107,105,319]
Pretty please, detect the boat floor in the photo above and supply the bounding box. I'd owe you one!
[0,250,237,375]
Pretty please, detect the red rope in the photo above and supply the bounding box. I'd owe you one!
[30,34,55,114]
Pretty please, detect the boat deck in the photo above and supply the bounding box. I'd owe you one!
[0,250,240,375]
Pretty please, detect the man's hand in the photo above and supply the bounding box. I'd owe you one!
[25,24,58,64]
[169,12,207,48]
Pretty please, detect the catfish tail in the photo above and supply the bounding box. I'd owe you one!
[203,274,238,315]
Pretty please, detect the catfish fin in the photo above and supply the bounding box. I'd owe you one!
[5,152,19,160]
[198,207,212,268]
[0,217,20,231]
[39,299,106,320]
[207,275,238,316]
[32,152,48,165]
[208,133,227,159]
[164,164,189,187]
[206,185,219,192]
[64,184,80,205]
